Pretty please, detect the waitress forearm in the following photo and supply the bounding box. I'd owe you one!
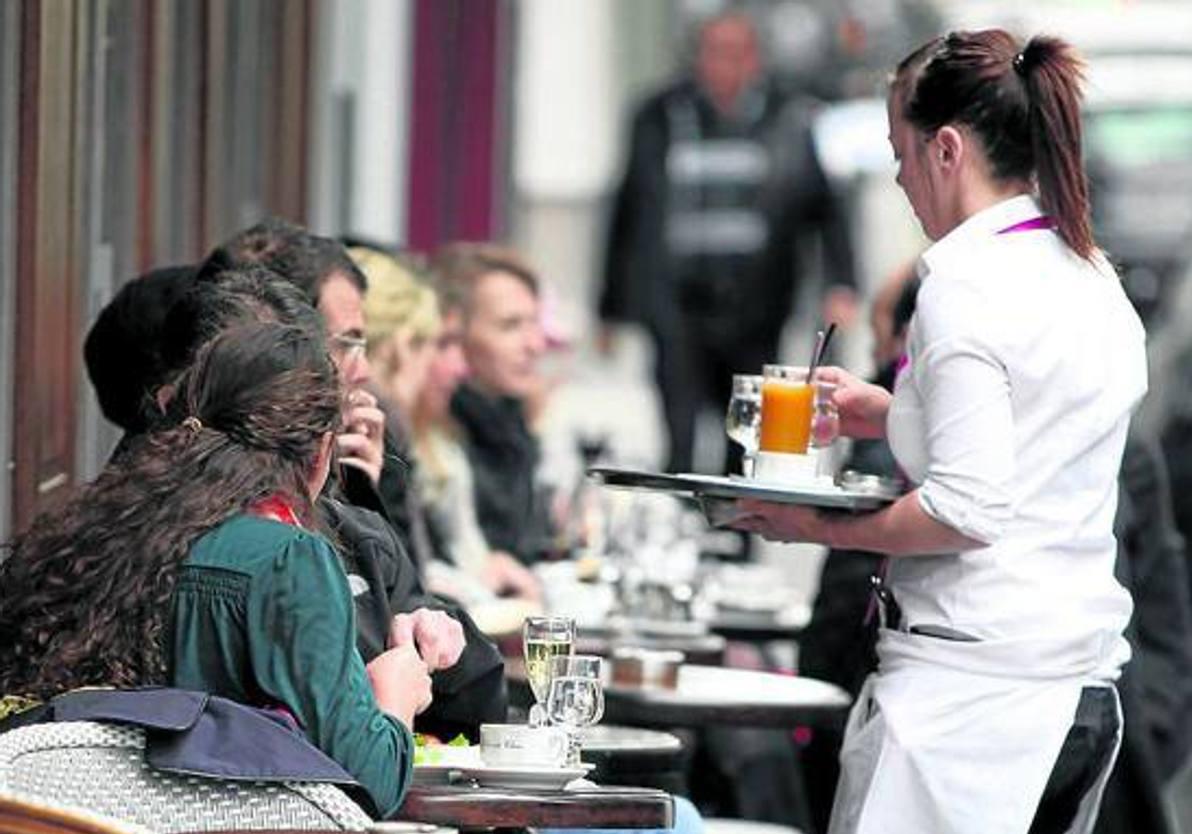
[824,490,985,556]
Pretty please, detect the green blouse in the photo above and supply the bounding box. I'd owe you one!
[169,514,412,817]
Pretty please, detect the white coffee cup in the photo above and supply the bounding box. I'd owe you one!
[479,723,569,768]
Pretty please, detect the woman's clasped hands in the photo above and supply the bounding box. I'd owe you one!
[366,642,434,729]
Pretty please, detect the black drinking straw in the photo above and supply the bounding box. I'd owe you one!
[805,322,837,384]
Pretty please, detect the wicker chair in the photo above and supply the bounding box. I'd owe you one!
[0,721,372,831]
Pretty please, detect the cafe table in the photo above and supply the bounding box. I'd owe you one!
[580,725,687,793]
[601,664,850,730]
[702,602,811,643]
[396,782,675,830]
[576,619,727,666]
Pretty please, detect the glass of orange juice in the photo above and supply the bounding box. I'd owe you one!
[759,364,815,455]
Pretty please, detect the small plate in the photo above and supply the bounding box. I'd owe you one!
[413,744,483,784]
[456,762,595,790]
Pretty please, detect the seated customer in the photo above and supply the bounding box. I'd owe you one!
[431,243,555,566]
[82,264,198,454]
[0,323,429,817]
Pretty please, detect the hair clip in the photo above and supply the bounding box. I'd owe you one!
[181,416,203,434]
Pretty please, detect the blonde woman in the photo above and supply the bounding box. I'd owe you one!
[354,247,441,420]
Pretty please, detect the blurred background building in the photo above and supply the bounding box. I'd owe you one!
[2,0,1191,573]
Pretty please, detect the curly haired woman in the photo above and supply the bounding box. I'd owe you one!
[0,322,430,818]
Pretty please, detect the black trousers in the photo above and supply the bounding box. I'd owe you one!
[1029,686,1121,834]
[652,316,775,475]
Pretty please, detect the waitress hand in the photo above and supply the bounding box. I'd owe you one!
[815,366,892,439]
[366,643,434,727]
[729,499,832,545]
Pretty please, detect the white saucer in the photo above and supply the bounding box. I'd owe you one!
[456,762,595,790]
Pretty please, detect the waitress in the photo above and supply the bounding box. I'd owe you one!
[734,30,1146,834]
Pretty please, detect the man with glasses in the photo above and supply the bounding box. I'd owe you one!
[201,219,388,499]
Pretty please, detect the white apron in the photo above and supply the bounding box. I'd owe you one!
[828,631,1122,834]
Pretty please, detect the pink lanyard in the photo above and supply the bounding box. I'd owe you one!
[996,215,1054,235]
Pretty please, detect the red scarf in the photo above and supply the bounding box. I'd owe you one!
[248,495,303,528]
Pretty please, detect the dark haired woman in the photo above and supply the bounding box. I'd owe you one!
[731,31,1146,833]
[0,323,431,818]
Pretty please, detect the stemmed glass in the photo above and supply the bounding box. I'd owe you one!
[726,374,763,476]
[523,616,575,727]
[546,654,605,767]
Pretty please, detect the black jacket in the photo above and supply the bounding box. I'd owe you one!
[322,497,507,741]
[600,79,855,350]
[1114,433,1192,774]
[375,408,451,572]
[450,384,554,566]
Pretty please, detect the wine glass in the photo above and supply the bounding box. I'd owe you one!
[726,374,762,476]
[523,616,575,727]
[546,654,605,767]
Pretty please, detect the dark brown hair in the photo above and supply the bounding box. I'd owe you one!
[0,323,341,700]
[429,242,539,318]
[200,217,368,304]
[892,30,1095,259]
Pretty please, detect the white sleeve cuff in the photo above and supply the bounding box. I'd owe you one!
[918,479,1008,547]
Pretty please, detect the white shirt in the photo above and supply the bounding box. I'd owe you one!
[885,194,1147,680]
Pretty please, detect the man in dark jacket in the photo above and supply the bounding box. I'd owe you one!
[599,11,857,474]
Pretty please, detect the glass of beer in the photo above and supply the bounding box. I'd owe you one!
[523,615,576,727]
[759,364,815,455]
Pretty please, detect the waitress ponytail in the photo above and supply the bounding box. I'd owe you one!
[893,30,1099,261]
[1019,36,1095,260]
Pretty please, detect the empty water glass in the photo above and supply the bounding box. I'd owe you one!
[546,654,604,766]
